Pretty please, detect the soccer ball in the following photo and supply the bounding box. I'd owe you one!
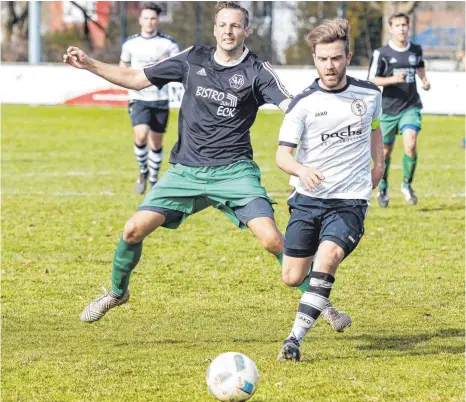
[206,352,260,401]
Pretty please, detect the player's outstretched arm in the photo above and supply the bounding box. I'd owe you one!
[63,46,151,91]
[276,145,324,191]
[370,126,385,189]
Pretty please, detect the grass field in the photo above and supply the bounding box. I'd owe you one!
[2,105,464,402]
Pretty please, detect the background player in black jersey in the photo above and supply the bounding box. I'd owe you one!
[368,12,430,207]
[119,3,180,194]
[64,1,350,331]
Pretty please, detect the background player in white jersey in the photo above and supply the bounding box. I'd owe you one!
[64,1,350,331]
[275,18,385,361]
[368,12,430,207]
[120,3,180,194]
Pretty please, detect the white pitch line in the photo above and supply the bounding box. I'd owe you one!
[1,191,463,199]
[2,171,111,177]
[267,192,465,198]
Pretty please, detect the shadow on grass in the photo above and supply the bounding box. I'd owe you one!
[349,328,465,353]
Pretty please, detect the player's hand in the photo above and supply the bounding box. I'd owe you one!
[392,72,406,84]
[421,79,431,91]
[371,165,385,189]
[298,166,325,191]
[63,46,90,69]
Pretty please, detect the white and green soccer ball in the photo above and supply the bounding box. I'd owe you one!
[206,352,260,401]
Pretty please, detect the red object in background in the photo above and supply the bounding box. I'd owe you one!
[64,88,129,106]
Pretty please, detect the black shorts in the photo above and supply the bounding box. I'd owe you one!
[128,100,169,133]
[284,192,368,258]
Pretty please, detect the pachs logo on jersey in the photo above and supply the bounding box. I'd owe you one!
[408,54,417,65]
[351,99,367,116]
[195,86,238,117]
[229,74,244,90]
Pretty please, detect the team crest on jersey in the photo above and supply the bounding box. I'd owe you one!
[408,54,417,65]
[229,74,245,90]
[351,99,367,116]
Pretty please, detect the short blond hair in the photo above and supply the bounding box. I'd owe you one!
[215,1,249,28]
[307,18,351,55]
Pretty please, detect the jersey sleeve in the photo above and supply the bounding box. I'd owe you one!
[254,61,291,106]
[373,91,382,121]
[417,47,425,68]
[120,41,131,63]
[278,102,306,148]
[144,46,192,89]
[169,40,180,58]
[368,49,387,79]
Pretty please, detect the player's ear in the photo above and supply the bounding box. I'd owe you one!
[346,52,352,65]
[312,53,316,64]
[244,26,249,38]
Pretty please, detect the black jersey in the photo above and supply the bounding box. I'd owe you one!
[144,46,290,166]
[368,41,425,115]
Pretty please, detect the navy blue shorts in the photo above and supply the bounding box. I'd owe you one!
[128,100,169,133]
[284,192,368,258]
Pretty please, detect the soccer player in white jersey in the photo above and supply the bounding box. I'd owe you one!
[120,3,180,194]
[276,19,385,361]
[64,2,351,331]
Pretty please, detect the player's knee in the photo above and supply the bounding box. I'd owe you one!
[123,219,144,243]
[281,268,304,287]
[261,232,283,254]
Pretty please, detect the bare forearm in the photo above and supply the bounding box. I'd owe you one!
[416,67,427,80]
[87,58,149,90]
[276,148,303,176]
[371,128,384,168]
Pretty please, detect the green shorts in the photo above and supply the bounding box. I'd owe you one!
[138,160,276,229]
[380,107,422,145]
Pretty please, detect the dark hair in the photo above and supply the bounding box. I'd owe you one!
[141,2,162,16]
[215,1,249,28]
[388,12,410,26]
[307,18,351,55]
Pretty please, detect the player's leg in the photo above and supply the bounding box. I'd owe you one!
[278,198,367,361]
[81,209,168,323]
[400,108,422,204]
[129,101,152,194]
[81,165,206,323]
[147,107,169,187]
[377,113,399,208]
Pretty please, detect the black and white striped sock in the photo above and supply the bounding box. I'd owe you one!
[134,142,148,175]
[287,271,334,344]
[148,147,164,184]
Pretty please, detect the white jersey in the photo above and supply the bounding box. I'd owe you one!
[120,32,180,102]
[279,76,382,201]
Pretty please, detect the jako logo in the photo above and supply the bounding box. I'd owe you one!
[315,111,327,117]
[321,125,363,141]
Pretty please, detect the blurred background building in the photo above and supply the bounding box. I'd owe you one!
[1,1,465,71]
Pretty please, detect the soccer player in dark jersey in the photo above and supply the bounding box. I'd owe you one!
[368,12,430,207]
[64,1,350,329]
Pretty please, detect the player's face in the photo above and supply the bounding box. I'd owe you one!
[389,17,409,44]
[214,9,249,53]
[313,40,351,90]
[139,9,159,35]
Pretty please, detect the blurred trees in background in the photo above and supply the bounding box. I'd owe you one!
[1,1,464,69]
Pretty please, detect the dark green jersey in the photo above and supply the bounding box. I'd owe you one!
[144,46,290,166]
[368,41,425,115]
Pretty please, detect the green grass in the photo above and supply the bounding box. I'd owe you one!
[1,105,464,401]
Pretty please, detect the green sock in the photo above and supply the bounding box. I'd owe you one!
[402,153,417,188]
[275,252,283,266]
[379,156,391,190]
[275,251,308,294]
[111,237,142,296]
